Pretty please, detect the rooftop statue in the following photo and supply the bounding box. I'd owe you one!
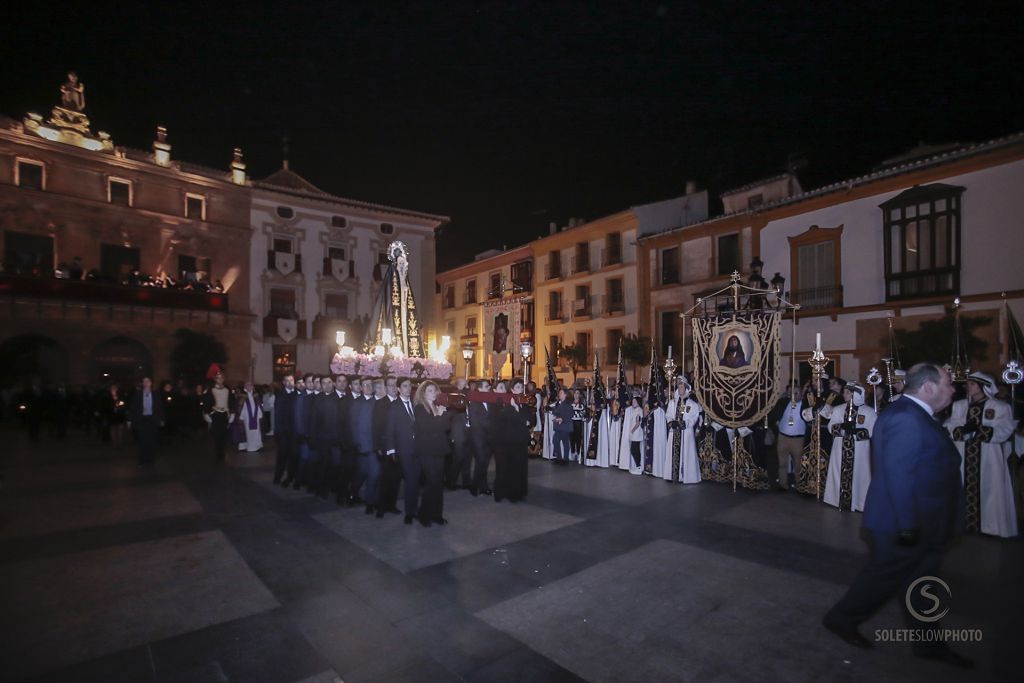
[60,72,86,112]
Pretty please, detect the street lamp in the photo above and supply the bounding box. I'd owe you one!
[462,345,475,381]
[520,340,533,385]
[770,272,786,309]
[336,329,354,357]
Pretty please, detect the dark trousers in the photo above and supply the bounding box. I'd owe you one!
[274,432,294,482]
[418,453,446,521]
[826,533,947,653]
[134,416,159,465]
[354,451,379,504]
[570,420,584,454]
[399,449,422,517]
[472,435,492,489]
[554,432,572,461]
[377,452,402,511]
[210,413,229,461]
[447,419,472,487]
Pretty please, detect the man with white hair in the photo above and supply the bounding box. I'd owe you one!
[824,382,875,511]
[664,378,702,484]
[945,371,1018,537]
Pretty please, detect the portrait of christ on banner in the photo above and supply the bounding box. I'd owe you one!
[492,313,509,353]
[714,329,755,372]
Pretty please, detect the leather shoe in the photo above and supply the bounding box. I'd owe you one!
[375,510,385,519]
[404,515,414,525]
[467,486,478,497]
[364,504,375,515]
[481,488,493,496]
[387,507,402,515]
[914,646,974,669]
[822,616,873,649]
[419,518,432,528]
[433,517,448,525]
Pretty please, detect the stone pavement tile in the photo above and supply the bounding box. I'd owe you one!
[0,480,203,539]
[394,604,523,677]
[708,490,867,553]
[0,530,279,680]
[224,448,277,469]
[528,464,685,505]
[20,644,156,683]
[292,671,343,683]
[410,553,544,613]
[150,609,327,683]
[475,539,992,683]
[246,467,318,500]
[517,482,625,519]
[344,653,464,683]
[313,492,582,572]
[465,645,587,683]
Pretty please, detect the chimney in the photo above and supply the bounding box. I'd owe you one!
[549,221,557,235]
[231,147,247,185]
[685,180,697,195]
[153,126,171,166]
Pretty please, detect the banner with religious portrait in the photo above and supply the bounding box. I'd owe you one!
[482,296,525,377]
[691,311,781,428]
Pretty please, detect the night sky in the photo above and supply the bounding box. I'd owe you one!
[2,1,1021,271]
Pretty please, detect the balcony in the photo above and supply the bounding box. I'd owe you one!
[601,248,622,268]
[886,269,958,301]
[463,291,478,306]
[660,267,680,286]
[460,331,479,344]
[321,258,355,280]
[571,296,593,320]
[511,277,532,294]
[545,304,566,323]
[267,251,302,274]
[595,293,625,316]
[572,254,590,274]
[788,285,844,311]
[0,273,229,312]
[263,315,307,340]
[545,262,563,281]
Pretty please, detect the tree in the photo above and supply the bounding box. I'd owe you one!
[621,333,653,383]
[894,312,992,369]
[558,343,588,385]
[170,328,228,385]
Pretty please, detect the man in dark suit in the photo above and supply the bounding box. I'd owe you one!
[333,375,356,505]
[385,377,419,524]
[823,363,971,668]
[273,374,298,485]
[350,378,379,513]
[128,377,164,467]
[373,377,402,517]
[446,377,473,490]
[289,376,310,489]
[311,376,339,498]
[468,379,494,494]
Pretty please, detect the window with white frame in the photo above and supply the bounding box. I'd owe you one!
[108,178,132,206]
[16,159,45,190]
[185,193,206,220]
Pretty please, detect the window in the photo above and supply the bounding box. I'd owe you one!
[606,328,624,356]
[607,278,624,313]
[446,319,456,336]
[576,332,591,357]
[717,233,740,275]
[443,286,455,309]
[465,279,477,304]
[549,335,563,355]
[547,290,562,321]
[604,232,622,266]
[788,225,844,310]
[273,237,293,253]
[880,183,963,300]
[269,288,297,318]
[548,250,562,279]
[185,194,206,220]
[4,230,53,275]
[331,216,347,228]
[574,285,591,317]
[380,223,394,234]
[108,178,132,206]
[661,247,679,285]
[489,273,501,299]
[574,242,590,273]
[324,292,349,319]
[511,260,532,292]
[178,255,211,282]
[16,159,44,190]
[466,316,478,336]
[276,206,294,219]
[272,345,297,383]
[521,301,535,332]
[328,245,346,260]
[100,244,140,280]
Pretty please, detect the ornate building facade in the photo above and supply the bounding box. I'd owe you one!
[0,74,253,387]
[250,164,447,383]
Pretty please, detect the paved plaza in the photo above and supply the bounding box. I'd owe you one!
[0,429,1019,682]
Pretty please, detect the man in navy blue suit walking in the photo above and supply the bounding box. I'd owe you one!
[823,363,972,668]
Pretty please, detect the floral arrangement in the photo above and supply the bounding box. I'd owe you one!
[329,352,452,381]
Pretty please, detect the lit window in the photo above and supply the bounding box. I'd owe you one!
[881,183,963,300]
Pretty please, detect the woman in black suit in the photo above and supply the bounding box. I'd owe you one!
[493,379,532,503]
[413,380,452,527]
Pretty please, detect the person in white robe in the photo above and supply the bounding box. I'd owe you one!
[261,387,275,436]
[594,398,623,468]
[945,372,1019,538]
[823,382,875,512]
[646,402,669,478]
[236,382,264,453]
[665,380,702,484]
[619,396,644,474]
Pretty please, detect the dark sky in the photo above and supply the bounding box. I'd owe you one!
[2,1,1021,271]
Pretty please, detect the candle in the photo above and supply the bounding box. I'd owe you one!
[815,333,821,351]
[668,345,673,358]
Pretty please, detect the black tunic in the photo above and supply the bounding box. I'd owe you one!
[493,401,531,501]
